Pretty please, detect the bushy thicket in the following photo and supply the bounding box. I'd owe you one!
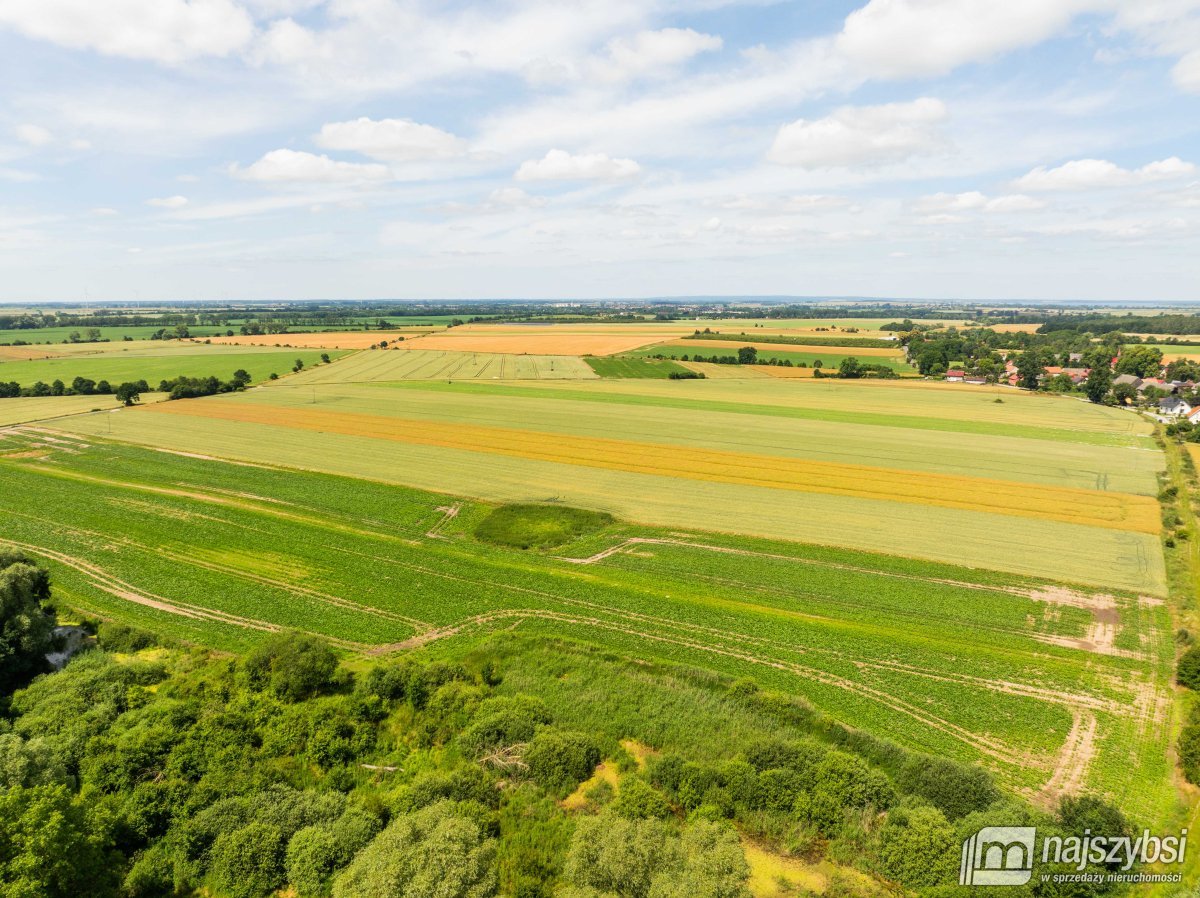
[0,561,1137,898]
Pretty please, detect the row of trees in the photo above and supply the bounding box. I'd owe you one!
[0,376,149,400]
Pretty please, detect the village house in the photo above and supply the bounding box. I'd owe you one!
[1188,406,1200,426]
[1113,373,1143,391]
[1159,396,1191,417]
[944,369,965,382]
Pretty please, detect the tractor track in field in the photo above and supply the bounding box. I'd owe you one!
[2,509,429,638]
[0,538,374,649]
[1035,709,1098,808]
[369,607,1031,767]
[150,545,431,630]
[561,536,1135,608]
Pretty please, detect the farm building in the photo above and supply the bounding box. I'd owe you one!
[944,369,965,382]
[1113,374,1143,390]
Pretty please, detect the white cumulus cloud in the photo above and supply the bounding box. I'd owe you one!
[599,27,722,81]
[146,195,189,209]
[315,117,466,162]
[0,0,255,63]
[915,191,1045,213]
[1014,157,1196,191]
[486,187,546,208]
[14,124,53,146]
[515,149,640,182]
[768,97,947,168]
[837,0,1094,79]
[230,149,391,184]
[1175,50,1200,93]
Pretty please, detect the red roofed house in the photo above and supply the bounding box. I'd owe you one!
[944,369,965,382]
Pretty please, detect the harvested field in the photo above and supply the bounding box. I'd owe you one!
[0,394,159,426]
[398,330,670,355]
[988,323,1044,333]
[680,361,771,379]
[288,349,598,383]
[757,366,818,378]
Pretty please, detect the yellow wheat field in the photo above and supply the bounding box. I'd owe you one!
[139,401,1159,533]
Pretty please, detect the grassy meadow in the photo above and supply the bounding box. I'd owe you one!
[0,431,1176,822]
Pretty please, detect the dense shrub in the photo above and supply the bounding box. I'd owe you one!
[1178,645,1200,689]
[244,633,339,701]
[525,729,600,797]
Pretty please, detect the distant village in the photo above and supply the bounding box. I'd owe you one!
[942,349,1200,424]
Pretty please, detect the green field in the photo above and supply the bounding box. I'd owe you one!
[584,357,691,378]
[0,324,232,344]
[0,343,346,387]
[290,349,598,383]
[49,377,1165,593]
[0,432,1174,821]
[629,343,915,371]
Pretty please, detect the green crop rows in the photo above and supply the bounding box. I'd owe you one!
[0,431,1175,822]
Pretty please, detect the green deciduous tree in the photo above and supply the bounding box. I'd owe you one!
[0,784,121,898]
[0,551,55,693]
[1084,362,1113,404]
[114,382,141,406]
[1015,351,1044,390]
[877,805,958,888]
[524,729,600,797]
[331,801,497,898]
[1115,345,1163,378]
[209,821,287,898]
[1178,644,1200,689]
[612,777,673,819]
[243,632,338,702]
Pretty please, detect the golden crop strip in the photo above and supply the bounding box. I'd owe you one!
[140,401,1162,534]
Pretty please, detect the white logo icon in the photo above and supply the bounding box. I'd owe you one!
[961,826,1036,886]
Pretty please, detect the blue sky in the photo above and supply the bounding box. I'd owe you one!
[1,0,1199,302]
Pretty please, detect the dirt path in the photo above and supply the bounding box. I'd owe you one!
[1036,709,1098,808]
[426,503,462,538]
